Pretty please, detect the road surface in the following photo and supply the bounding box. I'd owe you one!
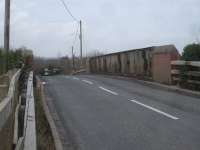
[42,75,200,150]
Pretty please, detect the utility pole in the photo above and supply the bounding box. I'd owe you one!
[72,46,75,71]
[79,20,83,67]
[4,0,11,72]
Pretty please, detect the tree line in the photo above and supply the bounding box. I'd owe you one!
[0,47,33,75]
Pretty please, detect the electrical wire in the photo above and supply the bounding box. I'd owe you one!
[57,0,82,56]
[58,0,78,22]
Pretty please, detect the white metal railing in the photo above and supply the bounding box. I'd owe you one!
[23,71,36,150]
[171,60,200,88]
[14,71,37,150]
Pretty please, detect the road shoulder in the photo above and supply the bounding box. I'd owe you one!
[36,77,63,150]
[90,74,200,99]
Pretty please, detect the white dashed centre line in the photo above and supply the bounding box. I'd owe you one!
[99,86,118,96]
[82,80,93,85]
[73,77,79,80]
[130,99,179,120]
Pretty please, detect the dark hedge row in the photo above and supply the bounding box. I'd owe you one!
[0,48,24,74]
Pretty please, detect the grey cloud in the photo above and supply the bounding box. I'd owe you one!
[0,0,200,57]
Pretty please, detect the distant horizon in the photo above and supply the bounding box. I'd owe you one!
[0,43,189,58]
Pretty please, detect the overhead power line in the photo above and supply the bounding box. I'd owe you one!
[57,0,83,60]
[58,0,78,21]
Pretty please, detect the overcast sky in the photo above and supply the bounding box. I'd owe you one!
[0,0,200,57]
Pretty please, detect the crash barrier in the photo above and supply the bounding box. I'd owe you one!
[23,71,36,150]
[88,45,180,84]
[171,61,200,90]
[14,71,36,150]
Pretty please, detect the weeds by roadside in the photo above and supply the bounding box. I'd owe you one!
[34,86,56,150]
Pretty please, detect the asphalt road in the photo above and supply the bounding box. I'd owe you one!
[42,74,200,150]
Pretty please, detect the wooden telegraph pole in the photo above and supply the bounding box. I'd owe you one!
[72,46,75,71]
[4,0,11,72]
[79,20,83,67]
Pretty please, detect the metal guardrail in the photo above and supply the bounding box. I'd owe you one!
[0,69,20,131]
[171,61,200,89]
[14,71,37,150]
[0,69,36,150]
[23,71,36,150]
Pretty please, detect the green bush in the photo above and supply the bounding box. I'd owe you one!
[0,48,5,74]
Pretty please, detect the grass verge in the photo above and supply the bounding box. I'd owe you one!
[34,87,56,150]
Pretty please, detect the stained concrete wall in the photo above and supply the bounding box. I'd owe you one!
[89,45,180,84]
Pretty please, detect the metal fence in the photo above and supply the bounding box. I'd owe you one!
[23,71,36,150]
[171,60,200,90]
[14,71,36,150]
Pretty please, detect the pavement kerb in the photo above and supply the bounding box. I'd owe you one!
[135,79,200,99]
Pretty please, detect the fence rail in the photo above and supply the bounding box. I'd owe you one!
[171,60,200,90]
[13,71,37,150]
[0,70,20,131]
[23,71,36,150]
[14,71,36,150]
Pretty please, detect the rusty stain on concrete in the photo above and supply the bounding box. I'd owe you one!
[88,45,180,84]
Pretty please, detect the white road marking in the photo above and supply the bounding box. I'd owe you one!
[130,99,179,120]
[82,80,93,85]
[73,77,79,80]
[99,86,118,96]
